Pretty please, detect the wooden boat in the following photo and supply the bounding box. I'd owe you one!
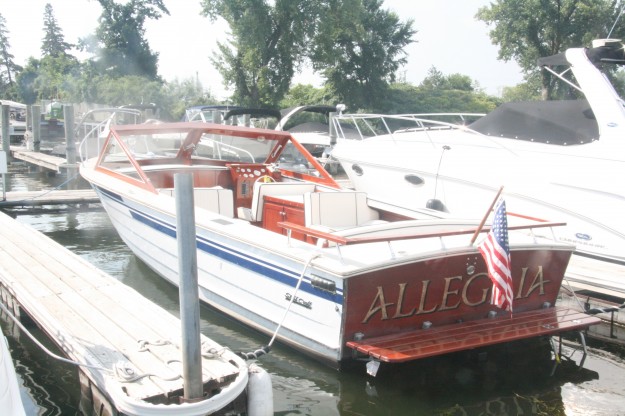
[79,121,599,368]
[330,39,625,299]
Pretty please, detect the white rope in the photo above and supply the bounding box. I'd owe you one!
[268,254,320,347]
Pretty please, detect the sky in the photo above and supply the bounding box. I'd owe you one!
[1,0,524,100]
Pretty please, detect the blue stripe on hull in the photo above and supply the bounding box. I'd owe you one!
[95,186,344,304]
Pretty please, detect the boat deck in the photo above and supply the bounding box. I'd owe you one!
[346,307,600,363]
[0,211,241,408]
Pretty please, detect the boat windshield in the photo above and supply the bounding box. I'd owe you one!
[97,125,326,179]
[194,133,274,163]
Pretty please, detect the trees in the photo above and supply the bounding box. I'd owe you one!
[0,12,21,99]
[202,0,414,111]
[311,0,415,111]
[476,0,625,99]
[201,0,319,108]
[90,0,169,80]
[41,3,73,58]
[28,3,80,102]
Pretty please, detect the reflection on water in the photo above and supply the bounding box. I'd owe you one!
[2,167,625,415]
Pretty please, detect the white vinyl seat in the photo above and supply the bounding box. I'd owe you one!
[160,187,234,218]
[303,191,383,231]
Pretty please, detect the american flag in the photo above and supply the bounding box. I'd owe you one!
[478,199,513,312]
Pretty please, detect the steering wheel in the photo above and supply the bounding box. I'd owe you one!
[255,175,276,184]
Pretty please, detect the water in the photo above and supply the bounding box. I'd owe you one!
[2,162,625,415]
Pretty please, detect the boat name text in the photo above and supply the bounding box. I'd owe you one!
[362,267,549,323]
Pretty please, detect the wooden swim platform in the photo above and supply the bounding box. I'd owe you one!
[346,307,600,363]
[0,211,245,413]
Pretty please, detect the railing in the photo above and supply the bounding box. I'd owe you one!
[332,113,486,142]
[76,108,144,162]
[279,217,567,261]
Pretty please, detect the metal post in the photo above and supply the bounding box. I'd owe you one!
[32,105,41,153]
[174,173,203,401]
[329,111,337,146]
[1,105,9,154]
[212,110,222,124]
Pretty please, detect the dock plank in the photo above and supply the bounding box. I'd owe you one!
[0,211,242,404]
[94,284,238,382]
[0,227,181,397]
[9,146,67,172]
[0,189,100,207]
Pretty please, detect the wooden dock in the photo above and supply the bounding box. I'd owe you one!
[0,189,100,208]
[0,211,247,414]
[9,145,69,172]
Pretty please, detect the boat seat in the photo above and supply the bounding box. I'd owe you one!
[237,182,317,222]
[303,191,382,232]
[159,187,234,218]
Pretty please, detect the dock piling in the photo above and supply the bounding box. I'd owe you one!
[174,173,204,401]
[1,105,8,194]
[32,105,41,153]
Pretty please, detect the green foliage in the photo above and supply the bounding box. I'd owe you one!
[41,4,74,58]
[91,0,169,80]
[476,0,625,99]
[310,0,415,111]
[379,82,499,114]
[279,77,501,115]
[420,67,476,92]
[201,0,319,108]
[15,4,79,102]
[500,73,543,102]
[0,12,22,96]
[279,84,339,109]
[161,78,219,120]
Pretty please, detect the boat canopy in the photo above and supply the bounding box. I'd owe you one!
[470,99,599,145]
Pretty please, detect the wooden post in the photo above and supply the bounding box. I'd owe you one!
[25,105,33,150]
[26,105,32,132]
[32,105,41,153]
[174,173,203,401]
[1,105,8,196]
[1,105,9,154]
[64,105,76,165]
[64,105,77,189]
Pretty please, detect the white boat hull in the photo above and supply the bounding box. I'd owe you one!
[94,186,345,364]
[330,42,625,296]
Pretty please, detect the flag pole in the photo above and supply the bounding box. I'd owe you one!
[470,186,504,245]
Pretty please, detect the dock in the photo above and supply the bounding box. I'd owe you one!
[0,211,248,415]
[10,145,69,172]
[0,189,99,208]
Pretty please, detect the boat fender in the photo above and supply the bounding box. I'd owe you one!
[426,198,448,212]
[238,345,271,360]
[247,363,273,416]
